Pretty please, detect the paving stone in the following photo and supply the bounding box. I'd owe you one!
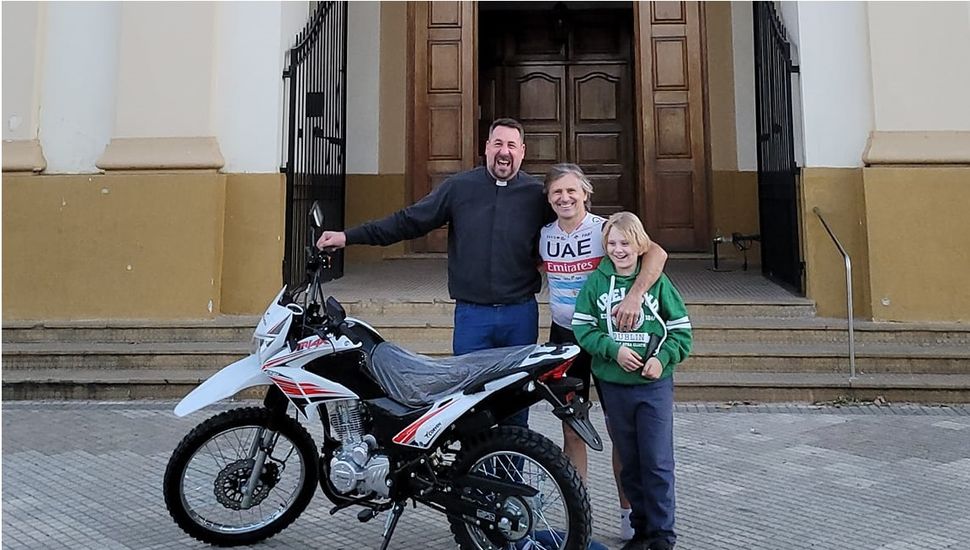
[3,400,970,549]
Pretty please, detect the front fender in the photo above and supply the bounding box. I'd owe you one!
[174,355,270,417]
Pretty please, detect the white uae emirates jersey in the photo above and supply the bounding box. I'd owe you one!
[540,213,606,328]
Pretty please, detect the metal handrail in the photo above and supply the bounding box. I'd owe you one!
[812,207,856,380]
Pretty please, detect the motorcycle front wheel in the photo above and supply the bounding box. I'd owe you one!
[448,426,591,550]
[163,407,318,546]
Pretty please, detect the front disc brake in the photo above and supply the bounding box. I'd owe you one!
[213,459,282,510]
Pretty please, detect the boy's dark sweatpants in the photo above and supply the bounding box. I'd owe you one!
[598,376,676,547]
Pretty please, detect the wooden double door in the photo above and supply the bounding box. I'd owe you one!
[409,2,710,252]
[480,8,637,217]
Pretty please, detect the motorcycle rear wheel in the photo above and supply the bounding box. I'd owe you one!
[163,407,318,546]
[448,426,591,550]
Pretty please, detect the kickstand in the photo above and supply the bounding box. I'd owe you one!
[378,501,406,550]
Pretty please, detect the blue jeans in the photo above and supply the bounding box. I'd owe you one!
[598,377,676,547]
[453,298,539,428]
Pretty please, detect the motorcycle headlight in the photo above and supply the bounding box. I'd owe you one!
[249,336,266,355]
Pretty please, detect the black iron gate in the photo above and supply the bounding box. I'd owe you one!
[282,1,348,287]
[753,2,802,292]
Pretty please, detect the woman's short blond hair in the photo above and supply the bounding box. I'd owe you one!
[602,211,652,255]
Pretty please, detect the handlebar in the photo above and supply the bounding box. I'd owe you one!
[298,201,348,335]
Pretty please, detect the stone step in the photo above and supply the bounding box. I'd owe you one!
[688,318,970,346]
[1,342,249,370]
[340,299,817,319]
[3,340,968,375]
[672,372,970,404]
[13,311,964,349]
[357,316,970,347]
[680,343,970,375]
[2,317,260,344]
[3,368,968,404]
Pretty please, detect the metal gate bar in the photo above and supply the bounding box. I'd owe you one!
[282,1,348,288]
[753,2,802,293]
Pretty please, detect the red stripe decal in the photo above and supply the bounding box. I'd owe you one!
[392,402,453,445]
[302,388,338,396]
[263,352,299,370]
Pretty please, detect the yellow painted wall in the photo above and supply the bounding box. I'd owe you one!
[800,168,872,319]
[704,1,738,172]
[863,166,970,322]
[2,173,226,320]
[379,1,407,175]
[710,170,760,265]
[703,3,761,269]
[220,174,286,314]
[711,170,761,269]
[344,174,407,262]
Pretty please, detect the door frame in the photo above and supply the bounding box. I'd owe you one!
[406,1,712,252]
[631,1,711,251]
[406,2,477,253]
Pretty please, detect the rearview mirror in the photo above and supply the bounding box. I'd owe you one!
[309,201,324,229]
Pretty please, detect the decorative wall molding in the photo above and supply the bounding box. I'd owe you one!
[96,137,225,171]
[2,140,47,173]
[864,131,970,165]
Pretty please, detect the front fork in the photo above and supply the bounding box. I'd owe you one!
[240,386,291,507]
[240,428,278,508]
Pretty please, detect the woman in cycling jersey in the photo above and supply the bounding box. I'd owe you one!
[539,163,667,541]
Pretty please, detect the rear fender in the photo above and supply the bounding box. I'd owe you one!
[521,343,579,367]
[174,355,269,417]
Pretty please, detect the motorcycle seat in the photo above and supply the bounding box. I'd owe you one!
[367,343,537,408]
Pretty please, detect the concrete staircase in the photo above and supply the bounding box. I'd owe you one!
[4,296,970,403]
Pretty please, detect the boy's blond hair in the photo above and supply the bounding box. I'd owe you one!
[602,211,653,255]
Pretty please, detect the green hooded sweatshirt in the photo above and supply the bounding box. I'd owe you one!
[571,257,692,385]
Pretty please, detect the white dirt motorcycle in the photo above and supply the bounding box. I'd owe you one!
[163,202,603,550]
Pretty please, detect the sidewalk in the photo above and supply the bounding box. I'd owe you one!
[3,400,969,549]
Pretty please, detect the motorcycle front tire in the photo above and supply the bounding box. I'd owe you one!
[163,407,318,547]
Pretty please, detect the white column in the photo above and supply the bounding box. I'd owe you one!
[792,2,873,168]
[214,2,296,173]
[777,1,805,168]
[37,1,122,173]
[112,2,216,138]
[731,1,757,172]
[868,2,970,131]
[346,1,381,175]
[2,1,44,141]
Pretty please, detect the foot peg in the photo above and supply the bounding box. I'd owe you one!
[357,508,377,522]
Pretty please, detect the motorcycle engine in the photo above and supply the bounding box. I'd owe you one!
[327,401,391,498]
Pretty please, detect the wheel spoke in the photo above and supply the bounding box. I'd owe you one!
[231,426,251,458]
[174,419,310,536]
[458,443,577,550]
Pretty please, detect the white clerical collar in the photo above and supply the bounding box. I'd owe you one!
[495,179,508,187]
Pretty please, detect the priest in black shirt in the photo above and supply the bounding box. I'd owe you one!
[316,118,666,428]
